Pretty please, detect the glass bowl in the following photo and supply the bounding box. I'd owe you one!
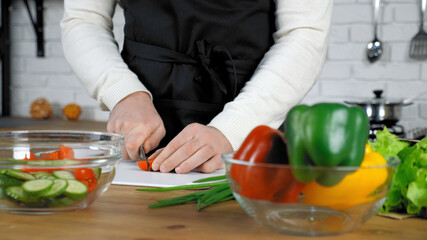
[0,130,123,214]
[222,153,399,236]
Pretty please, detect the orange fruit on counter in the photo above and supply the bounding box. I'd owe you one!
[63,103,82,120]
[30,98,52,120]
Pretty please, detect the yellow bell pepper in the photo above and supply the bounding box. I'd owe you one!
[302,144,388,210]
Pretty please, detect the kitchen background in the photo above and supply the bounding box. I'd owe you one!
[4,0,427,135]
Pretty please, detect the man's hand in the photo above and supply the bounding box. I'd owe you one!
[150,123,233,174]
[107,92,166,160]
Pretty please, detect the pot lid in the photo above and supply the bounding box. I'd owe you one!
[345,90,405,105]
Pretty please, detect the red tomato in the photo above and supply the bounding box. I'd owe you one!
[137,159,154,171]
[74,168,98,193]
[58,145,74,159]
[74,168,95,180]
[80,178,98,193]
[40,151,59,160]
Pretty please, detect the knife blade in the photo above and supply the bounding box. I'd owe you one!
[139,145,150,171]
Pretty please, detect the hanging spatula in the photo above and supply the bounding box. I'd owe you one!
[409,0,427,60]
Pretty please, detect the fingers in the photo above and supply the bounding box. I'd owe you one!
[106,92,166,160]
[174,146,217,174]
[151,124,232,174]
[151,125,195,171]
[121,124,166,160]
[158,141,215,174]
[194,155,224,173]
[123,127,149,159]
[148,148,163,160]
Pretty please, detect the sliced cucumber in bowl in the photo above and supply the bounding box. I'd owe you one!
[0,187,5,199]
[0,174,23,188]
[5,169,35,181]
[53,171,75,180]
[64,180,88,200]
[22,179,54,197]
[6,186,38,203]
[1,168,94,209]
[41,179,68,198]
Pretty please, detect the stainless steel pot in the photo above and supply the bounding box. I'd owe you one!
[345,90,413,125]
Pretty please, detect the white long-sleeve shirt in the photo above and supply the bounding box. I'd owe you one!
[61,0,332,151]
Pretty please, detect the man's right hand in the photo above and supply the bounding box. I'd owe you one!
[107,92,166,160]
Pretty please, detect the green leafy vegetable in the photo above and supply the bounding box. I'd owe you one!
[373,128,427,218]
[370,127,410,158]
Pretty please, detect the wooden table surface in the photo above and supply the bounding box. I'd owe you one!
[0,118,426,240]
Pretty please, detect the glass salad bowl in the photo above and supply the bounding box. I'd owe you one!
[0,130,123,214]
[222,153,399,236]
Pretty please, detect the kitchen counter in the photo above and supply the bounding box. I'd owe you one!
[0,118,426,240]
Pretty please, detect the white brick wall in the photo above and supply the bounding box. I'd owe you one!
[308,0,427,131]
[8,0,427,131]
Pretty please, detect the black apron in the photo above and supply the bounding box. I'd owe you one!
[120,0,276,149]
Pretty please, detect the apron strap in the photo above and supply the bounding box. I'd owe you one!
[124,38,257,97]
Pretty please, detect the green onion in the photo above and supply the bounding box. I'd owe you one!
[192,175,227,183]
[198,185,232,211]
[139,176,235,211]
[136,181,227,192]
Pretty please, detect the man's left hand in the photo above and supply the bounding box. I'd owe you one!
[150,123,233,174]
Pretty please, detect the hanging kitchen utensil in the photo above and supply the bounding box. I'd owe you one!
[367,0,383,63]
[409,0,427,60]
[402,90,427,105]
[344,90,413,125]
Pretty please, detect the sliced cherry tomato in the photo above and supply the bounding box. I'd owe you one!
[58,145,74,159]
[74,168,95,180]
[137,159,155,171]
[40,151,59,160]
[24,153,37,160]
[80,178,98,193]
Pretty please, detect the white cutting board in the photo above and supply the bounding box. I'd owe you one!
[112,160,226,187]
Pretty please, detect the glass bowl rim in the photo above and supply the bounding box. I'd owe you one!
[222,152,400,171]
[0,130,123,167]
[0,130,123,143]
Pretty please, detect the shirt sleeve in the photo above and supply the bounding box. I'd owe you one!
[61,0,152,111]
[208,0,333,151]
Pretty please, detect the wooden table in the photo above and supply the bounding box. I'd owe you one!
[0,118,426,240]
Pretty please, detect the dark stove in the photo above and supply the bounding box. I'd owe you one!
[369,121,427,141]
[406,127,427,141]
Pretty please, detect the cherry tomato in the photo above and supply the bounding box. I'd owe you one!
[74,168,95,180]
[80,178,98,193]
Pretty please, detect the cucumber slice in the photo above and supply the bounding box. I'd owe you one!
[49,197,76,208]
[0,174,23,188]
[0,187,5,199]
[33,172,56,180]
[40,175,56,180]
[5,169,35,181]
[22,179,53,197]
[92,167,102,179]
[53,170,75,180]
[41,179,68,198]
[64,180,88,200]
[33,172,51,179]
[6,186,32,202]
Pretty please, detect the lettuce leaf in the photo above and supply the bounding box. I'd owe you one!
[370,127,409,157]
[374,130,427,218]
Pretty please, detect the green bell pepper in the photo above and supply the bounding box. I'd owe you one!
[284,103,370,186]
